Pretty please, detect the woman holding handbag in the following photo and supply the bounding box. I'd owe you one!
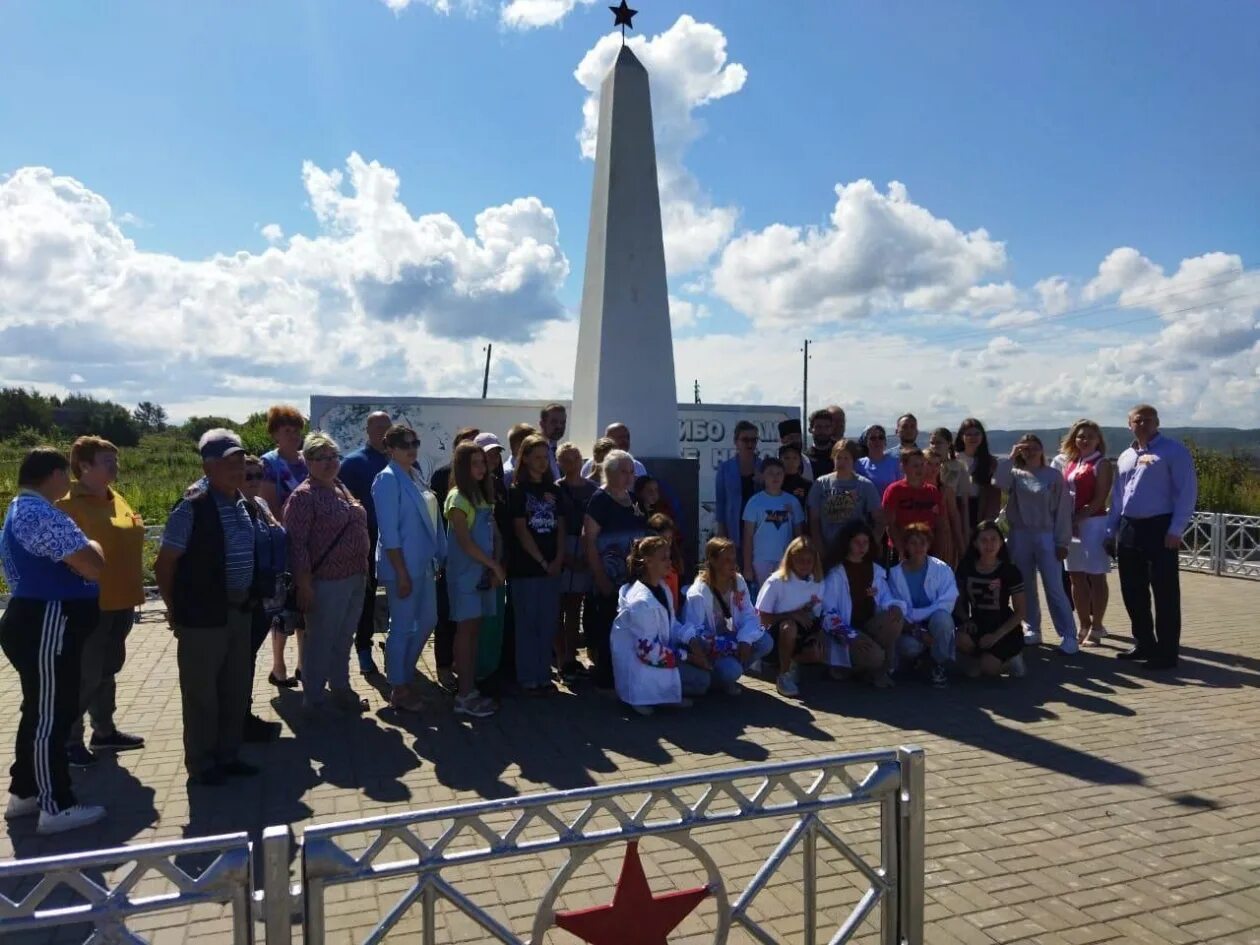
[283,433,371,717]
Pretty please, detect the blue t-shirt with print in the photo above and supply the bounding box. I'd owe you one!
[742,490,804,564]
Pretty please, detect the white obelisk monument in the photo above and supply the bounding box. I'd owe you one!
[569,43,679,459]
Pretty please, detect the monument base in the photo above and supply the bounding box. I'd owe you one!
[644,456,701,579]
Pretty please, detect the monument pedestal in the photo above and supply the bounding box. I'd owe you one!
[646,456,700,577]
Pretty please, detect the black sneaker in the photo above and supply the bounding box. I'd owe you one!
[90,731,145,752]
[67,743,98,768]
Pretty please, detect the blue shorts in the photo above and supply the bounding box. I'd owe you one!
[449,585,495,622]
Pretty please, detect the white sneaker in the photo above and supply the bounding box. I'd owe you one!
[1023,629,1043,645]
[1008,653,1027,678]
[37,804,106,835]
[1059,636,1080,655]
[5,794,38,819]
[776,672,800,698]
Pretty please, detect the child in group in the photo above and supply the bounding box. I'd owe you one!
[778,443,812,514]
[741,457,805,587]
[995,434,1076,652]
[555,442,596,682]
[820,520,903,687]
[955,520,1028,678]
[923,453,964,568]
[882,447,942,563]
[755,537,826,698]
[610,536,691,716]
[646,513,683,609]
[885,523,958,688]
[682,538,775,695]
[443,441,503,718]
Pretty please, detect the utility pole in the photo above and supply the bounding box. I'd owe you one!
[481,344,492,399]
[694,380,701,404]
[801,339,811,427]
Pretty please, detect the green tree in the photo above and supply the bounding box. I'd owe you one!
[132,401,169,433]
[55,394,141,447]
[181,416,241,442]
[0,387,55,439]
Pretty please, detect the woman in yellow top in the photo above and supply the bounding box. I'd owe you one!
[56,436,147,767]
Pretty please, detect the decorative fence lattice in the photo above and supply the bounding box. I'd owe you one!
[0,749,926,945]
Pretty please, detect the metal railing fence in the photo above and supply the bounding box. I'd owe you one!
[1179,511,1260,580]
[0,748,927,945]
[0,831,253,944]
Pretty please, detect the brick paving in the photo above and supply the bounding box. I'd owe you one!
[2,570,1259,944]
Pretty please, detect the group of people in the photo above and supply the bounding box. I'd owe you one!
[0,400,1196,833]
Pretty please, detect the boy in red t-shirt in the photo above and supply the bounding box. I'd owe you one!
[882,447,942,559]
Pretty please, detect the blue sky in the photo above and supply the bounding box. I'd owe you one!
[1,1,1257,426]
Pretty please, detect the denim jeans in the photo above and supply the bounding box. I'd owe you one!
[1008,529,1076,641]
[678,633,774,694]
[896,610,956,666]
[383,577,437,687]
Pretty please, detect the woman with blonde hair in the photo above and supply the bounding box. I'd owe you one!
[610,535,689,715]
[681,538,774,695]
[283,433,371,716]
[754,536,825,698]
[57,436,147,764]
[1058,420,1113,646]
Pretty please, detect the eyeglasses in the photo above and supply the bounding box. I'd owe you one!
[310,453,341,463]
[244,472,264,482]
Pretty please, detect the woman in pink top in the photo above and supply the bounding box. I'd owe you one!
[1058,420,1113,646]
[283,432,371,715]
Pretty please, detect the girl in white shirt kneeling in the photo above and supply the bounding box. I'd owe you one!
[610,535,692,716]
[755,537,826,698]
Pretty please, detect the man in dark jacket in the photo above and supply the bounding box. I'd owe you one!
[155,430,266,786]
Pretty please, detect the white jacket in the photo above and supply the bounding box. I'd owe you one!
[819,565,899,668]
[681,575,764,647]
[884,556,958,624]
[611,581,684,707]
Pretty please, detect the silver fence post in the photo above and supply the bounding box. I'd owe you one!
[880,788,899,945]
[422,881,438,945]
[897,746,925,945]
[1214,512,1226,575]
[260,825,294,945]
[802,815,817,945]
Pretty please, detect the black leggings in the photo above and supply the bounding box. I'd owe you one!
[585,592,619,689]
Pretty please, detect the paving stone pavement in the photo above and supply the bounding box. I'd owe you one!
[2,570,1259,944]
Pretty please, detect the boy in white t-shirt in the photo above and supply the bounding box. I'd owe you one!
[741,458,805,587]
[755,537,825,698]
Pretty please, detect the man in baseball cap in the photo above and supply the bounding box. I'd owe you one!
[198,429,246,460]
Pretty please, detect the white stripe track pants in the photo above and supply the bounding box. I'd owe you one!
[1,596,97,814]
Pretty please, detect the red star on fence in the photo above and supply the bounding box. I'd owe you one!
[554,840,710,945]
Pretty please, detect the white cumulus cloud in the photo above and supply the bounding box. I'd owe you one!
[711,179,1007,327]
[574,15,746,274]
[0,158,570,418]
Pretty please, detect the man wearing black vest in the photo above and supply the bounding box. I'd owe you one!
[155,430,267,786]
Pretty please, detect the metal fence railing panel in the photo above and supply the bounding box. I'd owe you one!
[0,832,253,944]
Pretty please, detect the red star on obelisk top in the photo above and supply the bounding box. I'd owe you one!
[554,840,710,945]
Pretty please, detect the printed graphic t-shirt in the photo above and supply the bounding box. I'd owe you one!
[508,479,564,578]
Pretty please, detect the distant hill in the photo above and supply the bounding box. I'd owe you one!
[985,427,1260,459]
